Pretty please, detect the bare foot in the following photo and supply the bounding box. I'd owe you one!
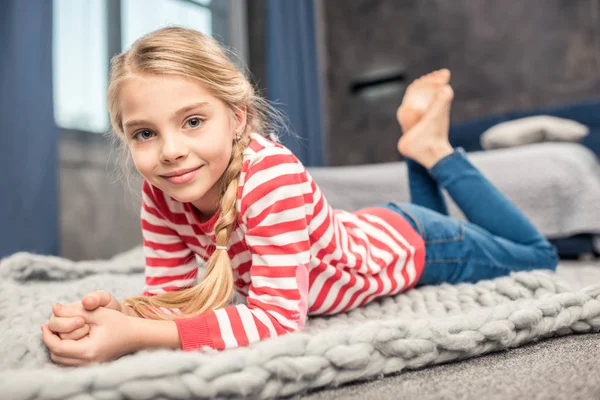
[397,84,455,169]
[396,69,451,132]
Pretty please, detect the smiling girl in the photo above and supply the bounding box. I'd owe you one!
[42,27,558,366]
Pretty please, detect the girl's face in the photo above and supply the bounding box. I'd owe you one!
[120,73,244,217]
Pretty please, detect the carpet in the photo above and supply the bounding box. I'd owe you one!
[1,249,599,399]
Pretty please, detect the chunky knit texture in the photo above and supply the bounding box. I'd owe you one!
[1,248,599,399]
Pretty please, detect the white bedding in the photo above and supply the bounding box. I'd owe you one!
[308,142,600,239]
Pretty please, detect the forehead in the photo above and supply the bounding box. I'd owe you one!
[119,73,218,118]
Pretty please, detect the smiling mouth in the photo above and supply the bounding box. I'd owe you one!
[161,166,203,178]
[160,165,203,184]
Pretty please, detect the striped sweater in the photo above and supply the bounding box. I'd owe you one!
[141,133,425,351]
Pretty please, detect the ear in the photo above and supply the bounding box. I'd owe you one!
[231,106,248,139]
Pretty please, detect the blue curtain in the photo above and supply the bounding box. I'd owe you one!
[0,1,59,257]
[266,0,326,166]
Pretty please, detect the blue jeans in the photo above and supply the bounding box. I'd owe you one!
[382,148,559,286]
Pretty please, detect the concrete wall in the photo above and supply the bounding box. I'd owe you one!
[59,134,142,260]
[319,0,600,165]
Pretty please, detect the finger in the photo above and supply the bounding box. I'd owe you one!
[53,302,82,317]
[52,303,63,316]
[83,291,120,311]
[48,316,86,334]
[52,303,92,320]
[41,324,65,354]
[41,325,89,358]
[82,292,101,310]
[50,352,88,367]
[59,324,91,341]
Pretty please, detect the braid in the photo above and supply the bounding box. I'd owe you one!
[214,137,247,248]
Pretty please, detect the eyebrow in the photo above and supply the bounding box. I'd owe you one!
[123,102,211,131]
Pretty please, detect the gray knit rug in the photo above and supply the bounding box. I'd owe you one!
[1,248,600,400]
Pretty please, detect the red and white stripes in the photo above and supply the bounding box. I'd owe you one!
[140,133,425,351]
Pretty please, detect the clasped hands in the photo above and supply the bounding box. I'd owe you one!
[41,290,140,366]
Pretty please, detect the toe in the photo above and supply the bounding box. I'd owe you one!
[432,69,451,82]
[419,73,434,83]
[440,84,454,101]
[406,77,423,92]
[423,85,454,117]
[397,106,422,131]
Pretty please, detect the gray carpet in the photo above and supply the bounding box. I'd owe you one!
[296,260,600,400]
[295,334,600,400]
[2,253,599,399]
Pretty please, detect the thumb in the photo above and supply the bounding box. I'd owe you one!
[82,291,121,312]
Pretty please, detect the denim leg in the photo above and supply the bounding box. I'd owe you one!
[383,148,558,287]
[385,202,559,286]
[406,158,449,215]
[429,148,548,247]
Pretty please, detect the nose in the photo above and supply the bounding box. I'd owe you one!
[160,133,189,163]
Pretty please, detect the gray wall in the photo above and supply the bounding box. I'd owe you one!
[320,0,600,165]
[59,134,142,260]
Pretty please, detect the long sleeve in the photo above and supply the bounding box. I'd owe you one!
[174,150,312,351]
[140,181,198,296]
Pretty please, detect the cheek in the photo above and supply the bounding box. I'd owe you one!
[201,139,233,168]
[130,148,155,176]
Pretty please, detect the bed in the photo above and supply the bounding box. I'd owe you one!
[308,141,600,258]
[444,98,600,259]
[448,98,600,158]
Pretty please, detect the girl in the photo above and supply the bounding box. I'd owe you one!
[42,27,558,366]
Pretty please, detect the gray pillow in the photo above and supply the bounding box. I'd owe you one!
[480,115,589,150]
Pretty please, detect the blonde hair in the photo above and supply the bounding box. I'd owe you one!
[107,27,285,319]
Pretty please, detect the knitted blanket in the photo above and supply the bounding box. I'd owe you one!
[1,248,599,400]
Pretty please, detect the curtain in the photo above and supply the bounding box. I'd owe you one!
[266,0,326,166]
[0,1,59,257]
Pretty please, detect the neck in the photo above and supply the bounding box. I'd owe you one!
[191,182,221,221]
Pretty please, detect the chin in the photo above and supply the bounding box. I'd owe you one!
[171,193,204,204]
[159,182,208,204]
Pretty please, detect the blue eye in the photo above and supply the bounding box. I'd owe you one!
[185,117,203,129]
[134,130,155,141]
